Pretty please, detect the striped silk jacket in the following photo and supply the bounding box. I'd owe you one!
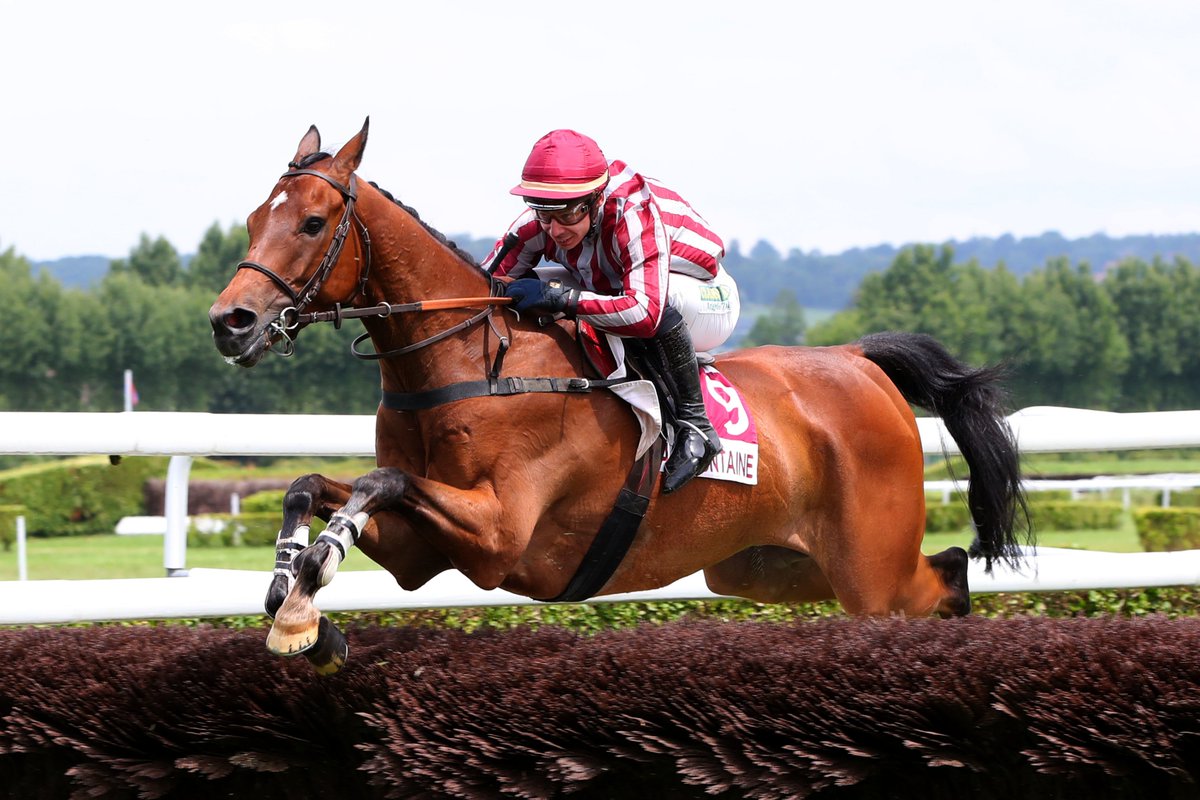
[485,160,725,338]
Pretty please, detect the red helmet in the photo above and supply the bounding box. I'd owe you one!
[510,129,609,208]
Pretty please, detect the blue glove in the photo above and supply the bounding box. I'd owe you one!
[504,278,579,317]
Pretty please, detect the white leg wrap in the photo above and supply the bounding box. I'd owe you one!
[314,511,368,586]
[273,523,311,583]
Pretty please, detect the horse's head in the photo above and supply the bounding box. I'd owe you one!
[209,119,371,367]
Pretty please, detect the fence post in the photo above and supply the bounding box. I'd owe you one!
[16,516,26,582]
[164,455,192,577]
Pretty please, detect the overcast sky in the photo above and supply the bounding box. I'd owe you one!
[3,1,1198,262]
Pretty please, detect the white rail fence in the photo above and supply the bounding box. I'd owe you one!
[1,406,1199,625]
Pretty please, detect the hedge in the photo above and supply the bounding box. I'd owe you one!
[925,500,1124,534]
[189,511,326,548]
[925,502,972,533]
[1026,501,1124,531]
[238,489,286,514]
[0,456,167,537]
[1134,508,1200,551]
[1158,488,1200,507]
[0,504,25,552]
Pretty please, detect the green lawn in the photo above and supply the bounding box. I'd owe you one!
[0,534,380,581]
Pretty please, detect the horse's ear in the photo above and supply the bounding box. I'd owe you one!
[331,117,369,180]
[293,125,321,166]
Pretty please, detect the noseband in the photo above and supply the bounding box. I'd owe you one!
[236,168,372,355]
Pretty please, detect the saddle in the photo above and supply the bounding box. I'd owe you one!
[577,321,759,486]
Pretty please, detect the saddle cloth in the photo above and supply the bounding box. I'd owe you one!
[579,322,759,486]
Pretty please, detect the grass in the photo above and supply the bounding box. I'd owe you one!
[0,534,380,581]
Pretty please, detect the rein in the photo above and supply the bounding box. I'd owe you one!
[294,293,513,361]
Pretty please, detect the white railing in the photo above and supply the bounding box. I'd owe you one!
[6,405,1200,457]
[2,406,1199,623]
[927,474,1200,508]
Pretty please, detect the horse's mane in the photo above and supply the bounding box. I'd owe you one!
[294,151,480,268]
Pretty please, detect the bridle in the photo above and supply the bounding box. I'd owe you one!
[236,167,521,364]
[236,167,371,356]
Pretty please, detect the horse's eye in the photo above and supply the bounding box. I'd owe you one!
[302,217,325,235]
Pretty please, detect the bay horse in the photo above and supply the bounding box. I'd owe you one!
[210,120,1030,674]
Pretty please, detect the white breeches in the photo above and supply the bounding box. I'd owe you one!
[667,263,740,352]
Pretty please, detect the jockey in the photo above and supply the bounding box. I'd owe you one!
[483,129,741,493]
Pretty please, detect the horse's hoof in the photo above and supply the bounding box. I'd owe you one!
[304,616,349,675]
[264,573,290,619]
[930,546,971,618]
[265,611,321,656]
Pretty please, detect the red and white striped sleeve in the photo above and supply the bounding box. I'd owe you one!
[480,211,547,278]
[574,192,671,338]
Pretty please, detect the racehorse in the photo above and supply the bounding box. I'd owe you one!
[210,120,1031,674]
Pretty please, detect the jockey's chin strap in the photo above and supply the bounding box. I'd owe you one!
[236,168,372,356]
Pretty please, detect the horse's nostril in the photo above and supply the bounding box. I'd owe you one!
[222,307,258,333]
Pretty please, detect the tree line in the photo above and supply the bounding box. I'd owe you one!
[746,245,1200,411]
[4,224,1200,414]
[3,224,383,415]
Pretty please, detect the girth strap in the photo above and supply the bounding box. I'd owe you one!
[381,376,628,412]
[381,369,662,601]
[536,436,664,603]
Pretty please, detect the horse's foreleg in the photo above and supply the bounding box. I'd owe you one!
[264,474,354,672]
[265,473,352,619]
[267,468,417,669]
[300,466,519,590]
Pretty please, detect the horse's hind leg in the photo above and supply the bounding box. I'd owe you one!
[825,543,971,618]
[705,543,971,618]
[704,546,838,604]
[928,546,970,617]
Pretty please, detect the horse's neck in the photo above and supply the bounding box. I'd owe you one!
[362,192,490,304]
[358,190,495,391]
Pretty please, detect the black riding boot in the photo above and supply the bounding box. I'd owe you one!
[651,307,722,493]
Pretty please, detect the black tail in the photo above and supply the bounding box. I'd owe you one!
[858,331,1032,572]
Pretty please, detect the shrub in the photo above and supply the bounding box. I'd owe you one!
[1157,488,1200,508]
[926,503,971,533]
[189,512,326,548]
[1028,501,1123,531]
[0,504,26,552]
[1028,489,1075,502]
[926,499,1122,534]
[1135,508,1200,551]
[0,456,167,537]
[239,490,286,514]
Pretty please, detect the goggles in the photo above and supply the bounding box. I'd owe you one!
[528,198,593,226]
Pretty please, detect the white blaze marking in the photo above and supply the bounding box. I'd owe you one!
[270,191,289,210]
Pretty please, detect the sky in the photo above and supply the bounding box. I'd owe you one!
[2,0,1199,263]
